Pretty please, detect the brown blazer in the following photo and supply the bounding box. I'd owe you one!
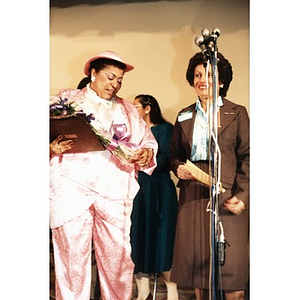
[170,98,249,207]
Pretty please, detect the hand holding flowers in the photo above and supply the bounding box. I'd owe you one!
[49,97,151,166]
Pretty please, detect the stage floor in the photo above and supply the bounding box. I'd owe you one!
[49,237,249,300]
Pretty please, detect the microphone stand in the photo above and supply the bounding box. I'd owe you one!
[210,47,220,300]
[203,36,223,300]
[194,28,225,300]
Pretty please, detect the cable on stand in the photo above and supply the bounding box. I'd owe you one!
[195,28,226,300]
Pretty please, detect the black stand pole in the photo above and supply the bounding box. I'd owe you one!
[209,47,221,300]
[195,28,223,300]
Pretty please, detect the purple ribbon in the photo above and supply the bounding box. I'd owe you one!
[106,124,136,152]
[112,124,131,142]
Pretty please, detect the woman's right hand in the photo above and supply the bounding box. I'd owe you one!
[177,164,195,180]
[50,135,74,157]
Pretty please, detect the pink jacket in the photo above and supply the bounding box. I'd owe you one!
[49,87,158,228]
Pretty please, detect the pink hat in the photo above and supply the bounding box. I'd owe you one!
[84,50,134,75]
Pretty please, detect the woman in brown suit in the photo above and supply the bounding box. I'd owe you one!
[169,52,249,300]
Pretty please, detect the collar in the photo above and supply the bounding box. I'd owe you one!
[86,83,116,106]
[195,96,223,113]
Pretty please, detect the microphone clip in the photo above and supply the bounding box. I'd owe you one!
[218,221,230,266]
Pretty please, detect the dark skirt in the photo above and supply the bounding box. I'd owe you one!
[170,161,249,291]
[130,171,178,274]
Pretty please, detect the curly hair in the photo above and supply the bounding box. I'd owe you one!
[186,52,233,97]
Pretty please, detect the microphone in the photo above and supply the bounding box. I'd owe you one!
[201,28,210,37]
[194,33,213,57]
[194,28,221,54]
[194,34,206,52]
[194,34,204,46]
[212,28,220,38]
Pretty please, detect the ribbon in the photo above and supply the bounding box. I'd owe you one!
[112,124,131,142]
[106,124,137,152]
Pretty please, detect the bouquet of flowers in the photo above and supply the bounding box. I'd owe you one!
[49,96,136,164]
[90,123,137,164]
[50,97,79,118]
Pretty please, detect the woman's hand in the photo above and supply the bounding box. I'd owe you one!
[50,135,74,157]
[223,196,245,215]
[177,164,195,180]
[130,148,153,167]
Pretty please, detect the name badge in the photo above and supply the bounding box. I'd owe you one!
[178,111,193,122]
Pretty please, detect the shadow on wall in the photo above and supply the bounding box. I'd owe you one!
[50,0,187,7]
[169,25,198,117]
[50,0,249,114]
[50,0,182,7]
[50,0,249,37]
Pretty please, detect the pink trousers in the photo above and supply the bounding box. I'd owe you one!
[51,198,134,300]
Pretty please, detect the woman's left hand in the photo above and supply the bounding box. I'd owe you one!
[130,148,153,167]
[223,196,245,215]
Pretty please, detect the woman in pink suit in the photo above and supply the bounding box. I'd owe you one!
[49,51,158,300]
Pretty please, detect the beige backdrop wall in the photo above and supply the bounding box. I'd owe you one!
[50,0,249,125]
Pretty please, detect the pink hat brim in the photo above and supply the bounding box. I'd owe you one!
[84,50,134,76]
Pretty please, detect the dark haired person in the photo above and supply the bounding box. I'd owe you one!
[169,52,249,300]
[49,51,158,300]
[131,94,179,300]
[77,76,90,89]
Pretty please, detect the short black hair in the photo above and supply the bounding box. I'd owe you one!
[89,58,126,76]
[77,77,90,89]
[186,52,233,97]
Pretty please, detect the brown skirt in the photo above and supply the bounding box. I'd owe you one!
[170,161,249,291]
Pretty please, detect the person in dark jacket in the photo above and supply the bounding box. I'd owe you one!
[169,52,249,300]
